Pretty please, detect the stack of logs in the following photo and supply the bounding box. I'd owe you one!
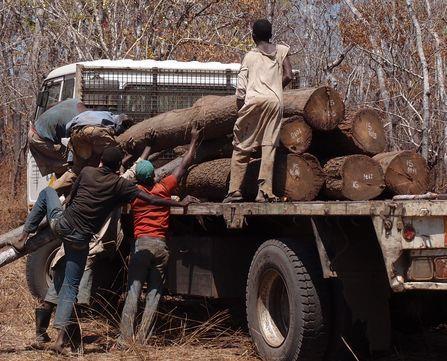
[118,86,430,202]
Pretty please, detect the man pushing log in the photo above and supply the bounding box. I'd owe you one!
[223,19,293,203]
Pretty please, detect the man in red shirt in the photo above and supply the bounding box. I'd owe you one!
[119,125,201,344]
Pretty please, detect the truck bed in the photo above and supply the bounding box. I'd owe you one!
[171,200,446,217]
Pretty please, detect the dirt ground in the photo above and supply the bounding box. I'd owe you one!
[2,256,447,360]
[0,258,259,361]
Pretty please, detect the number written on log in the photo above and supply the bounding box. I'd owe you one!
[290,129,302,141]
[367,122,377,140]
[289,164,301,179]
[363,173,374,180]
[352,181,360,189]
[407,160,417,175]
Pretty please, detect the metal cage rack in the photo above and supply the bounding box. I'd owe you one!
[79,67,239,121]
[78,66,300,121]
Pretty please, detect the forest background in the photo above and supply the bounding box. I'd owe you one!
[0,0,446,232]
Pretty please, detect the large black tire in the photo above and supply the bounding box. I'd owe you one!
[26,237,62,300]
[246,239,331,361]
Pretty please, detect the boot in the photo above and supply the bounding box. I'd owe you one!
[35,308,52,343]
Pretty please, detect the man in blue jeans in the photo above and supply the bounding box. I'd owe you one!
[11,146,192,354]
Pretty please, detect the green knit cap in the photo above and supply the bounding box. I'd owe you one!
[136,160,155,184]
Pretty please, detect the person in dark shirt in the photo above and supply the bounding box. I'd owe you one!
[29,99,87,177]
[9,146,192,354]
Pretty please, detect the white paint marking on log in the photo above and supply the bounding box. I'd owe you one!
[0,247,18,266]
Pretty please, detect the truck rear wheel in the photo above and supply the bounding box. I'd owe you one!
[246,239,331,361]
[26,237,61,300]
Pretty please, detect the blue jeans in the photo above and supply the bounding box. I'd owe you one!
[23,187,63,234]
[24,187,91,330]
[120,237,169,343]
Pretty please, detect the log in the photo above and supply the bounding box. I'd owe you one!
[118,86,344,154]
[274,153,325,201]
[372,151,429,195]
[311,108,387,157]
[154,137,232,182]
[181,153,324,202]
[0,227,54,269]
[337,108,387,155]
[323,155,385,200]
[283,87,345,130]
[279,115,312,154]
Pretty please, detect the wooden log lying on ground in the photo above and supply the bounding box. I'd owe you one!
[323,155,385,200]
[118,87,344,154]
[373,151,429,195]
[181,153,324,202]
[280,115,313,154]
[311,108,387,157]
[0,226,54,269]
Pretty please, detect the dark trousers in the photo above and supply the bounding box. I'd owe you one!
[120,237,169,343]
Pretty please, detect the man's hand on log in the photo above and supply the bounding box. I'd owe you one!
[124,128,157,153]
[179,195,200,208]
[144,128,157,145]
[190,122,203,144]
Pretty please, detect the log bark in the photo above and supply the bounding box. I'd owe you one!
[118,87,344,154]
[311,108,387,157]
[181,153,324,202]
[323,155,385,200]
[279,115,312,154]
[373,151,429,195]
[154,137,232,182]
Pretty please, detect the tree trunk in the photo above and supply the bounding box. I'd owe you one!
[312,108,387,157]
[181,153,324,201]
[323,155,385,200]
[118,87,345,154]
[373,151,429,195]
[406,0,430,160]
[279,115,312,154]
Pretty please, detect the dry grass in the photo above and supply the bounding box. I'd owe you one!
[0,256,259,360]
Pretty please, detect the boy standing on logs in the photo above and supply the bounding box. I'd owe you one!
[224,19,293,202]
[119,124,201,345]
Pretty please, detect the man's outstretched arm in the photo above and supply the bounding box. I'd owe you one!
[172,123,202,180]
[136,190,192,207]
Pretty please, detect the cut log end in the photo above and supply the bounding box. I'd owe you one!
[274,153,325,201]
[304,86,345,131]
[373,151,429,195]
[348,109,387,155]
[324,155,385,200]
[279,115,313,154]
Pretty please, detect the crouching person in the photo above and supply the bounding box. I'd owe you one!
[119,124,201,344]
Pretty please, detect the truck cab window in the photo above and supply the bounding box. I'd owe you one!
[45,81,62,109]
[61,78,75,100]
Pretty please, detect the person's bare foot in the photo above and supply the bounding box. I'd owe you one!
[223,191,244,203]
[6,232,29,251]
[255,190,279,203]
